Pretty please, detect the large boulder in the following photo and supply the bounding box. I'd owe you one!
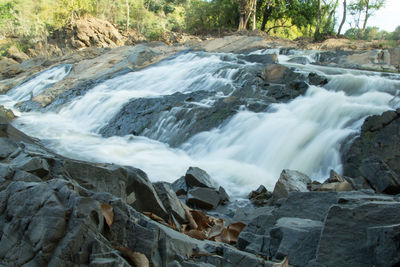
[272,169,311,200]
[343,109,400,194]
[314,201,400,266]
[185,167,215,188]
[153,182,187,223]
[62,159,169,219]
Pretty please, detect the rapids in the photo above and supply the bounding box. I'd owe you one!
[2,50,400,197]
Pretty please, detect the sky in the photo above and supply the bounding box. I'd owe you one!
[338,0,400,33]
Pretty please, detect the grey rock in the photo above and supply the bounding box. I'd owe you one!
[172,176,189,196]
[288,56,310,65]
[218,186,230,204]
[154,182,187,223]
[269,217,323,266]
[187,187,220,210]
[0,163,14,180]
[359,156,400,194]
[185,167,214,189]
[10,154,50,178]
[315,201,400,266]
[307,72,328,86]
[63,159,169,219]
[240,54,278,64]
[12,170,42,182]
[367,224,400,267]
[272,169,311,200]
[249,185,272,206]
[0,138,17,159]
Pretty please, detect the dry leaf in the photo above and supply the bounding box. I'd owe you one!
[186,229,207,240]
[101,203,114,227]
[272,256,289,267]
[227,222,246,233]
[184,207,198,230]
[190,210,210,231]
[181,224,188,233]
[116,247,150,267]
[207,223,224,239]
[143,212,165,223]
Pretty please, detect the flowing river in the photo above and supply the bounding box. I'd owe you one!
[1,50,400,196]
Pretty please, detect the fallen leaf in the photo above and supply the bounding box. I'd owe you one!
[190,210,210,230]
[143,212,165,223]
[184,207,198,230]
[116,247,150,267]
[186,229,207,240]
[272,256,289,267]
[101,203,114,227]
[227,222,246,233]
[207,223,224,239]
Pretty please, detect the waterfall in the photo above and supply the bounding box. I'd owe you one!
[4,50,400,197]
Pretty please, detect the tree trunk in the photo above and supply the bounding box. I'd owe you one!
[314,0,322,40]
[126,0,130,32]
[260,1,272,31]
[252,0,256,30]
[337,0,347,35]
[362,0,370,32]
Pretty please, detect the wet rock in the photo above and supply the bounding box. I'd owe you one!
[218,186,230,204]
[272,169,311,200]
[185,167,214,189]
[0,106,16,123]
[343,109,400,194]
[288,56,310,65]
[314,201,400,266]
[240,54,278,64]
[153,182,187,223]
[262,64,288,82]
[187,187,221,210]
[367,224,400,267]
[269,217,323,266]
[171,176,189,196]
[308,72,328,86]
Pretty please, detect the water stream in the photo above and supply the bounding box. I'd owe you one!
[2,50,400,197]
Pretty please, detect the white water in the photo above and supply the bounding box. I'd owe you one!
[3,51,400,197]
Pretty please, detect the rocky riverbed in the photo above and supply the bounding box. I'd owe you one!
[1,34,400,266]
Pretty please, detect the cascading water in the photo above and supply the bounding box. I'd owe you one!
[3,50,400,197]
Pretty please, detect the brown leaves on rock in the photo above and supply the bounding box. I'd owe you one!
[115,247,149,267]
[143,207,246,245]
[142,212,165,223]
[101,203,114,227]
[272,256,289,267]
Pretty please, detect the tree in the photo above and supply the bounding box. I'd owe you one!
[337,0,346,35]
[348,0,385,37]
[237,0,256,30]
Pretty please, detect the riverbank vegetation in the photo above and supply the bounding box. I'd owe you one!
[0,0,398,56]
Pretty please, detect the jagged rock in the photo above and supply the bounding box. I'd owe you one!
[359,156,400,194]
[0,106,16,123]
[63,159,169,219]
[262,64,288,82]
[288,56,310,65]
[240,53,278,64]
[218,186,230,204]
[269,217,323,266]
[171,176,189,196]
[314,201,400,266]
[12,170,42,182]
[367,224,400,267]
[187,187,221,210]
[10,154,50,178]
[185,167,214,189]
[6,46,29,63]
[0,163,14,180]
[272,169,311,200]
[248,185,272,206]
[311,170,354,192]
[343,109,400,194]
[0,138,18,159]
[308,72,328,86]
[153,182,187,223]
